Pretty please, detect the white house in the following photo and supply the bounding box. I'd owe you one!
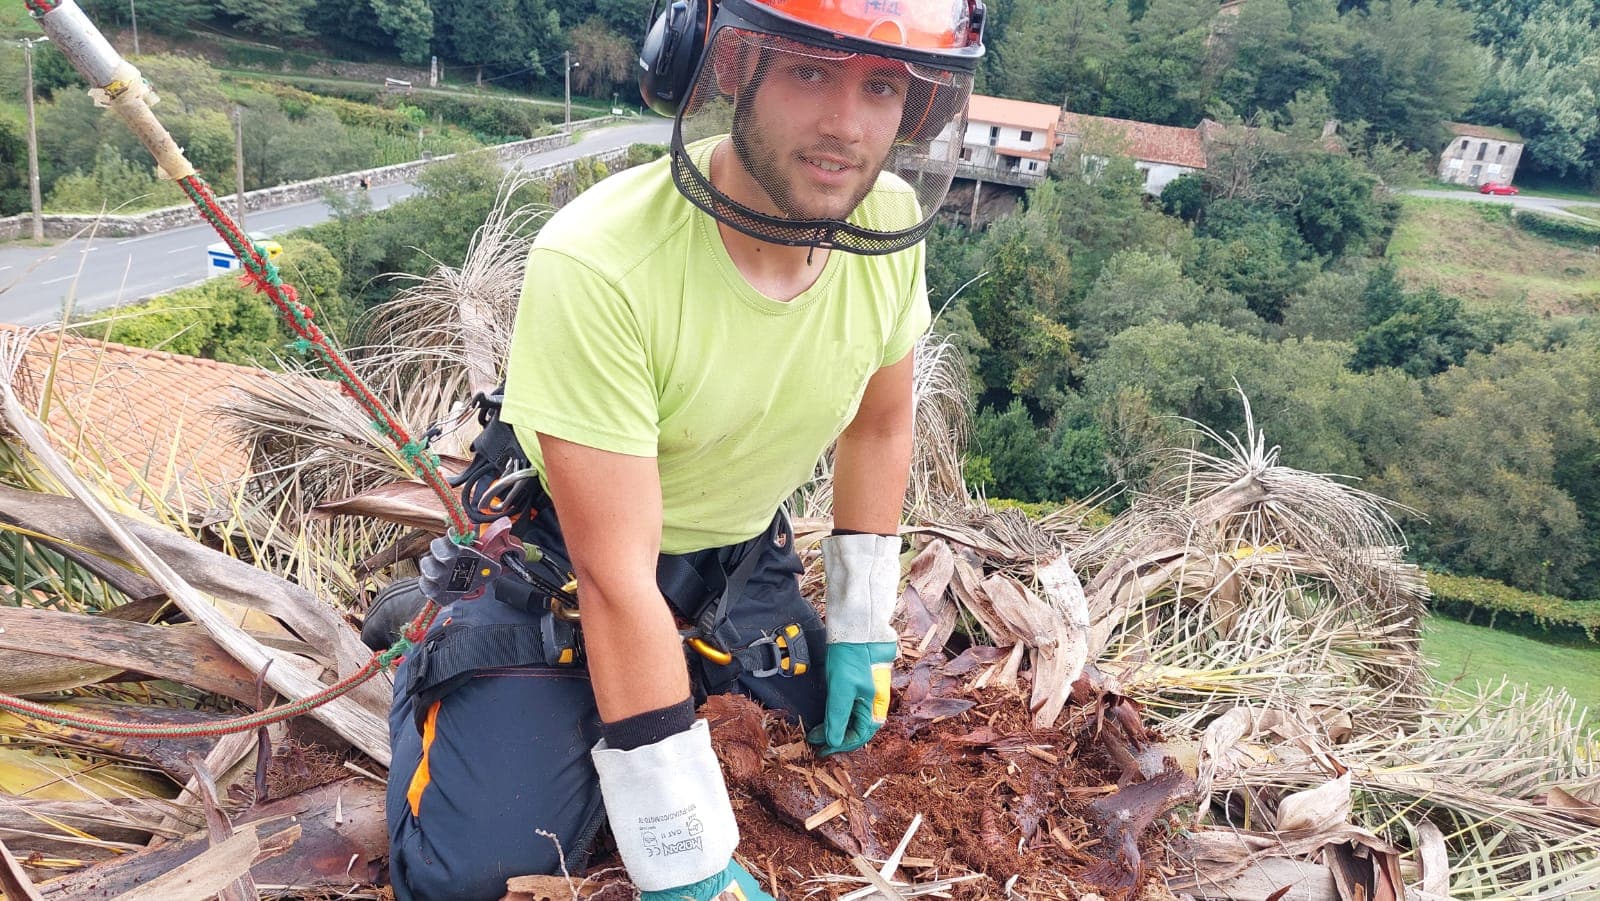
[933,94,1060,186]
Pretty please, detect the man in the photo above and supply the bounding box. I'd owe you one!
[381,0,983,897]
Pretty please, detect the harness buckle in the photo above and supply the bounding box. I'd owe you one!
[684,623,809,678]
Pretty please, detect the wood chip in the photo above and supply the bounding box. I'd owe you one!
[774,741,810,762]
[804,798,847,831]
[1024,745,1060,765]
[815,769,850,798]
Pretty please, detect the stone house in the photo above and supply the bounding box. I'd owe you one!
[1438,123,1524,187]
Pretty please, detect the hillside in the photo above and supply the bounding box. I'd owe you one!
[1387,197,1600,315]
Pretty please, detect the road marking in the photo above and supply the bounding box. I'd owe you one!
[0,265,11,272]
[167,244,198,254]
[260,225,288,235]
[41,274,77,286]
[117,232,188,246]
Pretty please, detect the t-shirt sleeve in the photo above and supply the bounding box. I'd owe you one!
[500,247,659,457]
[881,240,932,367]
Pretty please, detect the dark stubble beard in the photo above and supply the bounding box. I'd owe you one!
[730,92,884,223]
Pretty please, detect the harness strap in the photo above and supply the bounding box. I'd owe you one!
[405,622,552,732]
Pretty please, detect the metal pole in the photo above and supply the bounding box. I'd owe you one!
[129,0,139,55]
[563,50,571,134]
[233,105,246,234]
[22,38,45,242]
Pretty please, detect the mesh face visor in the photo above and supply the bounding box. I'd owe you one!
[672,26,975,254]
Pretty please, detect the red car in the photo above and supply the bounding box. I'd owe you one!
[1478,183,1519,195]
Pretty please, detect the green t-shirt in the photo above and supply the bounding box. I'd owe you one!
[501,140,931,554]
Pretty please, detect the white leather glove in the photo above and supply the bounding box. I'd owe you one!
[591,720,739,892]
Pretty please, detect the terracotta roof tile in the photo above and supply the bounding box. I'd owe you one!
[1057,111,1208,169]
[2,324,313,510]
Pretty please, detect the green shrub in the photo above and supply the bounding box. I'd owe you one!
[1514,210,1600,247]
[626,143,669,168]
[1427,572,1600,642]
[79,237,348,366]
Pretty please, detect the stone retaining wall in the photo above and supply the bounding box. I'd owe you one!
[0,119,620,242]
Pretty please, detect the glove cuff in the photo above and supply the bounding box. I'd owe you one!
[592,720,739,891]
[821,533,901,646]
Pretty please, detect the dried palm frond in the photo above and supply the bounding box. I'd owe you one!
[348,169,551,458]
[1197,680,1600,899]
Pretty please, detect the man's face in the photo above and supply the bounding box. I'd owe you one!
[727,45,910,222]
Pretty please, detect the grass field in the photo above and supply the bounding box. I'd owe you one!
[1423,613,1600,725]
[1387,196,1600,315]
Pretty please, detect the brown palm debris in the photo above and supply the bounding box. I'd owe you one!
[694,656,1191,901]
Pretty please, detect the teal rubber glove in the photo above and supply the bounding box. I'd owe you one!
[641,860,774,901]
[807,640,897,755]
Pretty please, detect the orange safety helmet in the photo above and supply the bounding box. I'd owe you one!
[641,0,983,119]
[640,0,985,253]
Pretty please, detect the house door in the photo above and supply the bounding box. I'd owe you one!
[1469,164,1482,185]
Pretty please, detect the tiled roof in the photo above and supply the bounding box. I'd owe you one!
[965,95,1062,134]
[1447,122,1524,144]
[1058,112,1208,169]
[1,324,301,510]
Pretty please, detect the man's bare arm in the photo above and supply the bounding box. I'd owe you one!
[537,434,689,721]
[831,349,916,534]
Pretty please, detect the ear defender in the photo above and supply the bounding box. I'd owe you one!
[639,0,716,117]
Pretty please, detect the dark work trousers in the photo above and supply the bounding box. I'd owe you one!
[385,507,828,901]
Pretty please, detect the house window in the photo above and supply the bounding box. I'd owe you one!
[1026,160,1038,172]
[1497,144,1506,160]
[1460,139,1469,150]
[988,125,999,147]
[959,147,971,161]
[1476,142,1487,161]
[1020,129,1033,142]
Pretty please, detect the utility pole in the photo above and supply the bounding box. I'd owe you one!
[128,0,139,55]
[20,37,48,242]
[564,51,578,134]
[233,105,246,234]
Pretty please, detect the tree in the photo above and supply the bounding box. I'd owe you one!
[1375,341,1600,595]
[1351,284,1494,377]
[217,0,317,42]
[433,0,553,77]
[1269,151,1388,257]
[1159,172,1207,222]
[567,18,636,97]
[990,0,1127,108]
[45,144,184,213]
[1469,2,1600,179]
[1211,0,1346,118]
[1100,0,1214,125]
[1189,200,1317,322]
[965,182,1076,414]
[0,121,28,217]
[1331,0,1480,149]
[969,400,1054,501]
[1083,320,1349,438]
[1282,266,1369,340]
[1046,147,1192,294]
[1076,250,1259,354]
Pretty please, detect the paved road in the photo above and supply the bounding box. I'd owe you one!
[0,119,671,327]
[1404,188,1600,218]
